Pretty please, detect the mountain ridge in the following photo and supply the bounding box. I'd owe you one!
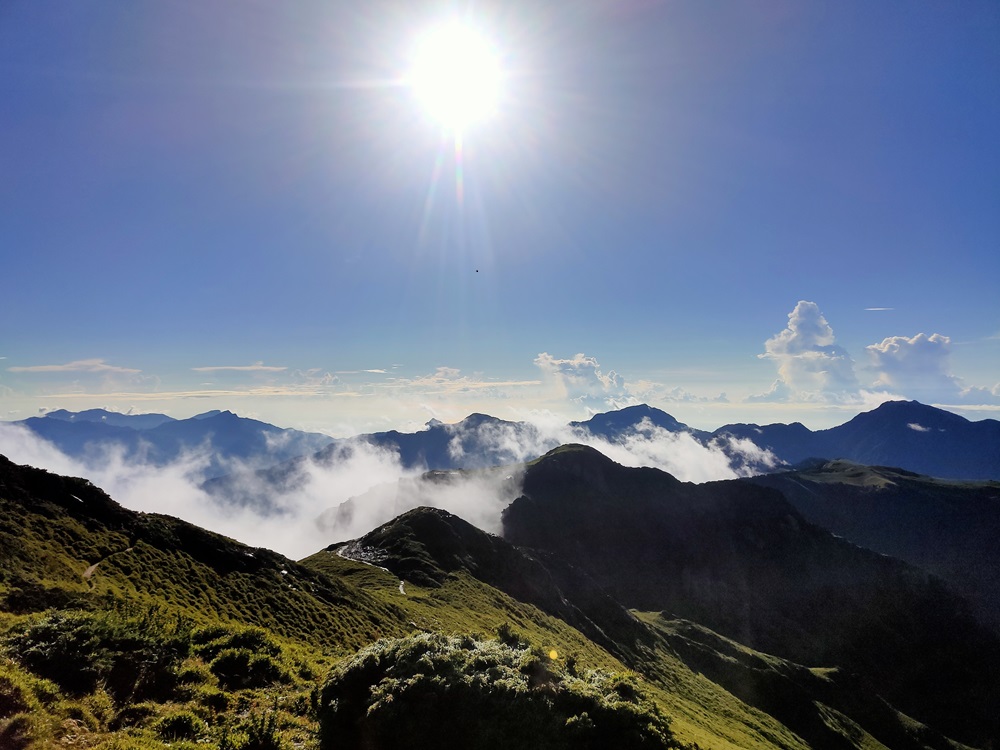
[2,451,995,748]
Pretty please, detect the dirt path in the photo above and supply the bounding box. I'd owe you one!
[82,547,133,582]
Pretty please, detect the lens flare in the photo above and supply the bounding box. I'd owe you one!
[408,21,502,133]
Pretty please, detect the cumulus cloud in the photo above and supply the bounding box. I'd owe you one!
[534,352,640,412]
[866,333,1000,405]
[749,301,860,402]
[749,302,999,407]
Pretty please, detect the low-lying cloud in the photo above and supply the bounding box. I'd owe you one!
[0,409,779,560]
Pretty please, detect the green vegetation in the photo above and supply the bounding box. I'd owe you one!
[1,454,991,750]
[320,631,688,750]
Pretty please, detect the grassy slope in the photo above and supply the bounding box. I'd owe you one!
[0,455,979,750]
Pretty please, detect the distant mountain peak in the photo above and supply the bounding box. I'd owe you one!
[858,399,969,424]
[192,409,226,420]
[570,403,693,439]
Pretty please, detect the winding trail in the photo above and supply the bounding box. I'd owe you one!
[82,547,134,583]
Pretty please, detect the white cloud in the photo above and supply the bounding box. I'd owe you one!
[866,333,1000,405]
[907,423,931,432]
[632,381,728,404]
[191,361,287,373]
[8,359,141,374]
[0,421,417,559]
[750,301,860,403]
[534,352,639,412]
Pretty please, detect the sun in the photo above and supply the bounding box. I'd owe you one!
[407,22,502,133]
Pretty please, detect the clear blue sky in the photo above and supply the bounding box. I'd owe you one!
[2,1,998,434]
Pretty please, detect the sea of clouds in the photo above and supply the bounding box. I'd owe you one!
[0,416,777,560]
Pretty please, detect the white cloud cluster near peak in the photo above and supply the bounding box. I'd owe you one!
[750,301,1000,407]
[750,301,860,403]
[533,352,639,413]
[866,333,959,401]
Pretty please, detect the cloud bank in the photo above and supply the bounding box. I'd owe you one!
[0,406,777,559]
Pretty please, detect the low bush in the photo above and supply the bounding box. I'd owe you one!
[320,632,683,750]
[3,605,191,702]
[193,625,281,661]
[210,648,289,691]
[155,710,206,740]
[109,700,159,730]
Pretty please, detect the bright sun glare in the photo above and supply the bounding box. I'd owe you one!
[408,22,502,133]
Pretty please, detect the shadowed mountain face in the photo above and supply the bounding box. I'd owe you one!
[501,445,1000,747]
[745,460,1000,628]
[715,400,1000,480]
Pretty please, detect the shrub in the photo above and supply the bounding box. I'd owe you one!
[218,711,285,750]
[319,632,682,750]
[210,648,289,690]
[495,621,527,648]
[4,606,190,702]
[193,626,281,662]
[155,710,206,740]
[109,701,159,730]
[198,687,231,713]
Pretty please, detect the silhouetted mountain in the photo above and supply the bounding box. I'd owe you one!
[745,460,1000,628]
[501,445,1000,746]
[716,400,1000,480]
[15,409,334,479]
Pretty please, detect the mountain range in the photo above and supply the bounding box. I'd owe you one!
[190,400,1000,518]
[13,408,334,479]
[14,401,1000,490]
[2,442,998,749]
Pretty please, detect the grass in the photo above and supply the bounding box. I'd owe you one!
[1,455,983,750]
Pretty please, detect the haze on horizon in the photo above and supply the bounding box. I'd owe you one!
[1,2,998,437]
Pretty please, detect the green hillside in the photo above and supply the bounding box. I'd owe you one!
[0,453,989,749]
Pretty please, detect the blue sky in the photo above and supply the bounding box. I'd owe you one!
[2,1,998,435]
